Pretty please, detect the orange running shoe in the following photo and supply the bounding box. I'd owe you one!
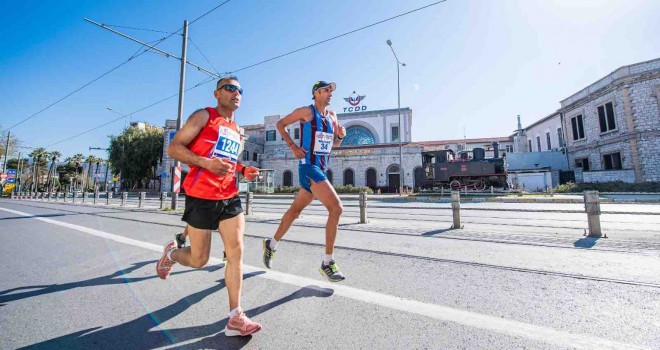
[225,310,262,336]
[156,241,177,280]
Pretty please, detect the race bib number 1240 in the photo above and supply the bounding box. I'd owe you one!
[213,126,241,164]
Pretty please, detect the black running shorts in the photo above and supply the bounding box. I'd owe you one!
[181,195,243,230]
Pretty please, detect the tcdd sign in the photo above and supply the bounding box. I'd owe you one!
[343,91,367,113]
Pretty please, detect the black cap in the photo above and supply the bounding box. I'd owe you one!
[312,81,336,99]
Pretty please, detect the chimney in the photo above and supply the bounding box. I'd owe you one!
[517,115,523,136]
[492,142,499,158]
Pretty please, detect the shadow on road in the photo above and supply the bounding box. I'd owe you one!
[421,227,454,236]
[0,260,224,305]
[20,272,333,350]
[573,237,600,249]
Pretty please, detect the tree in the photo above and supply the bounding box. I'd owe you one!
[46,151,61,192]
[84,155,97,190]
[0,129,22,172]
[108,126,164,190]
[66,153,85,191]
[27,147,48,191]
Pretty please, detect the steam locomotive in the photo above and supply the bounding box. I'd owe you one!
[420,143,507,190]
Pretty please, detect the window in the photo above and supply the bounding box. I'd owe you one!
[283,170,292,187]
[571,115,585,140]
[326,169,334,184]
[597,102,616,133]
[343,126,376,145]
[294,128,300,140]
[536,136,541,152]
[527,139,532,152]
[557,128,564,147]
[391,125,400,142]
[506,145,514,153]
[575,157,590,171]
[546,132,551,150]
[602,152,622,170]
[242,150,249,161]
[343,169,354,186]
[266,130,276,141]
[252,152,258,161]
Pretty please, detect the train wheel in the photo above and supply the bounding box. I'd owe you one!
[450,180,461,190]
[474,179,486,191]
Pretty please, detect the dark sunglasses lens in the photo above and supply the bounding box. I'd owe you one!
[222,84,242,95]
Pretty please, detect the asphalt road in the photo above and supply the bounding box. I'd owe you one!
[1,198,658,349]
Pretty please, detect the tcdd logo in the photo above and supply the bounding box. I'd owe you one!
[343,91,367,112]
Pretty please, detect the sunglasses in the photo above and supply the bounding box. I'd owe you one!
[218,84,243,95]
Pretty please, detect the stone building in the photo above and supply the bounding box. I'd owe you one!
[559,58,660,183]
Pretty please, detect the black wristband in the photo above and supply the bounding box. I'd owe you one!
[337,136,343,140]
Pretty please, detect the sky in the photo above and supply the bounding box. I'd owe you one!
[1,0,659,159]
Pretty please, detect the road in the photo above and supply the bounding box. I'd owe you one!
[1,198,658,349]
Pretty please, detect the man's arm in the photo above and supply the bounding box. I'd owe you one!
[331,111,346,147]
[276,107,312,158]
[167,109,232,176]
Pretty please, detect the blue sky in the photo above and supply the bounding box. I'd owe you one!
[1,0,659,159]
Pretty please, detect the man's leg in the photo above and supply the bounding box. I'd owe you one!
[219,213,262,336]
[218,213,245,311]
[273,190,314,241]
[262,190,314,269]
[171,226,212,268]
[309,180,343,255]
[309,180,346,282]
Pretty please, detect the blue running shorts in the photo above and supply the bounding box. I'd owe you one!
[299,164,327,192]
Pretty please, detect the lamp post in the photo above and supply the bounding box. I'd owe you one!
[386,39,406,195]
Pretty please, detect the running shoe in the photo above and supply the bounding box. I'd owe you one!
[262,238,276,269]
[156,241,177,279]
[174,233,186,249]
[225,310,262,336]
[319,260,345,282]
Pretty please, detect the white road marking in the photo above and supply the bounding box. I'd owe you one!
[0,206,650,350]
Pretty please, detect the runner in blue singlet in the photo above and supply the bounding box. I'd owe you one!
[262,81,347,282]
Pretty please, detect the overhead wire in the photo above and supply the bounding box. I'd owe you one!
[3,0,233,133]
[29,0,444,149]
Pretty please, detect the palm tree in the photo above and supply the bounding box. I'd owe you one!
[94,158,102,191]
[69,153,84,192]
[28,147,47,191]
[84,155,98,191]
[46,151,61,192]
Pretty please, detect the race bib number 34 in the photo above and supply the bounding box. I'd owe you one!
[213,126,241,163]
[313,131,334,155]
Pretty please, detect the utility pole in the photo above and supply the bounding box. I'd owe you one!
[171,20,188,210]
[2,131,9,174]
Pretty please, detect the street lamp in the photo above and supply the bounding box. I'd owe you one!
[386,39,406,195]
[107,107,131,129]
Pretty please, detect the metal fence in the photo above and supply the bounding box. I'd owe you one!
[9,190,617,238]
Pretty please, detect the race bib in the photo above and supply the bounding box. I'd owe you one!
[213,126,241,165]
[313,131,334,155]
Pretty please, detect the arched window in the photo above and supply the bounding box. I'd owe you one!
[242,150,249,161]
[366,168,377,189]
[283,170,292,187]
[342,126,376,145]
[326,169,334,185]
[343,169,354,186]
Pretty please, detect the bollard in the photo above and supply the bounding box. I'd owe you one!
[106,191,112,205]
[490,185,494,194]
[172,192,179,209]
[359,191,368,224]
[55,191,60,201]
[584,191,602,238]
[451,190,462,229]
[82,191,88,203]
[46,192,51,201]
[160,192,167,209]
[121,191,128,206]
[245,192,253,215]
[11,192,15,199]
[138,192,146,208]
[72,191,77,203]
[64,191,68,202]
[441,186,444,197]
[94,191,99,204]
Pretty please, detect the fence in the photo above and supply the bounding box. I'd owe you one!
[10,190,613,238]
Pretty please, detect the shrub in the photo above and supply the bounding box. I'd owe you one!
[554,181,660,193]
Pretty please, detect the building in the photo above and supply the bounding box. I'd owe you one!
[559,58,660,183]
[159,103,513,192]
